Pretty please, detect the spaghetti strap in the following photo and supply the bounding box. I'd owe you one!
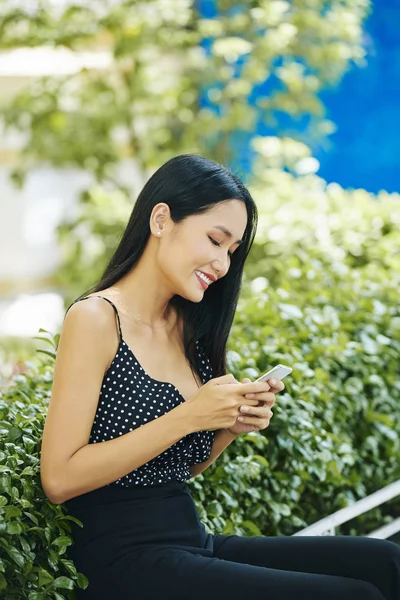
[66,295,123,341]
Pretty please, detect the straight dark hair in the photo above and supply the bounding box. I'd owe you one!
[79,154,258,381]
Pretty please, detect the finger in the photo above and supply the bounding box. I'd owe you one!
[267,379,285,393]
[240,405,273,417]
[245,392,276,408]
[237,413,273,427]
[244,391,276,405]
[238,398,262,408]
[229,381,271,396]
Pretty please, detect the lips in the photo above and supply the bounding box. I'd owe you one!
[195,271,209,289]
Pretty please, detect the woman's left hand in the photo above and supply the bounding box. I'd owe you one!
[227,377,285,436]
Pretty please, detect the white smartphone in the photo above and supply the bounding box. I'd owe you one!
[256,364,292,382]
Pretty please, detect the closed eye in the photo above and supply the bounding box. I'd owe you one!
[208,236,233,258]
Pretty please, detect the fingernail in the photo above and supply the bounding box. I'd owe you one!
[241,405,249,412]
[269,379,276,386]
[246,394,255,399]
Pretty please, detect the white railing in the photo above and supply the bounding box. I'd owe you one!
[294,480,400,539]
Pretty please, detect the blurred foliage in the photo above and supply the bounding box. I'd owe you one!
[0,0,372,302]
[248,136,400,281]
[55,185,133,305]
[0,0,370,186]
[49,135,400,305]
[0,337,39,387]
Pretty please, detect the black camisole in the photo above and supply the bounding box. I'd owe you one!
[68,295,216,487]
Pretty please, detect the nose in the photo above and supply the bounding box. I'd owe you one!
[212,254,229,278]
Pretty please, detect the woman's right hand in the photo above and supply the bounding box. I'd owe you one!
[183,374,271,432]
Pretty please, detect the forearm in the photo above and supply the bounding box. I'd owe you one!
[190,429,238,477]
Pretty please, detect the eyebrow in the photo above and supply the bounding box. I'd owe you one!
[214,225,243,245]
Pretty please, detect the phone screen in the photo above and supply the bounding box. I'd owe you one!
[256,364,292,382]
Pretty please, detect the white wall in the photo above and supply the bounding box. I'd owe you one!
[0,165,91,281]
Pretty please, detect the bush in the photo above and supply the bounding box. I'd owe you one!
[0,332,88,599]
[197,155,400,538]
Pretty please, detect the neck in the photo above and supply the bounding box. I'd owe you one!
[111,246,175,328]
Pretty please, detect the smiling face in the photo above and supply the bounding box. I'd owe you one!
[154,199,248,302]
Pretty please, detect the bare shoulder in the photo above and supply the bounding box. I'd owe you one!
[62,296,120,368]
[65,294,118,326]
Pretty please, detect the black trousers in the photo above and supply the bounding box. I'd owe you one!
[67,484,400,599]
[103,533,400,599]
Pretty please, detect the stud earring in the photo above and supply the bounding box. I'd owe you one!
[157,231,161,235]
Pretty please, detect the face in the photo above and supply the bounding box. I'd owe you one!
[155,199,248,302]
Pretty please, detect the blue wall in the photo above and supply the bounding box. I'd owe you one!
[315,0,400,193]
[198,0,400,193]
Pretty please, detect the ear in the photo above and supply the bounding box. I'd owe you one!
[150,203,171,235]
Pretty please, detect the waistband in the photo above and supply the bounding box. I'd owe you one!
[63,480,190,511]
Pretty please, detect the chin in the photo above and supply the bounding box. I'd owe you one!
[177,282,205,303]
[180,290,204,303]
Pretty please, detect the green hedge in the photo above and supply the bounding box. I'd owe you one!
[0,334,89,598]
[1,172,399,597]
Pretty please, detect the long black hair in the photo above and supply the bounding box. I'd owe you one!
[79,154,258,380]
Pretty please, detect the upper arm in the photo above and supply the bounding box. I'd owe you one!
[40,297,119,497]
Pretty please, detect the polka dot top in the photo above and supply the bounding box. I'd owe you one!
[69,296,216,488]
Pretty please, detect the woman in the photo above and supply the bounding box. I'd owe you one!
[40,155,399,599]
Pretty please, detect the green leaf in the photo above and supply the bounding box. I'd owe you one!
[50,576,74,590]
[5,506,22,519]
[6,521,23,534]
[38,567,54,587]
[24,512,39,525]
[6,546,25,568]
[0,572,6,591]
[253,454,269,468]
[76,572,89,589]
[51,536,72,548]
[242,520,262,535]
[36,349,57,359]
[7,427,23,442]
